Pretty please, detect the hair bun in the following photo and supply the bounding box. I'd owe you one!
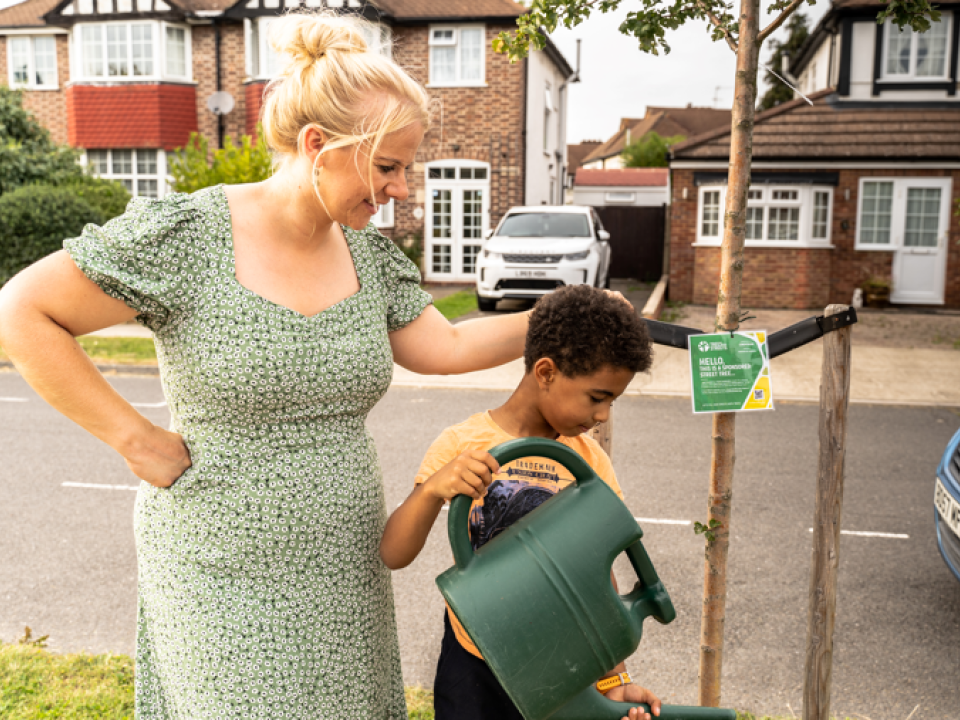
[270,13,368,68]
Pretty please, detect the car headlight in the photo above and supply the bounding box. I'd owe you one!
[564,250,590,261]
[484,250,501,260]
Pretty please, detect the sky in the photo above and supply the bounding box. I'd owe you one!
[548,2,831,144]
[0,0,830,144]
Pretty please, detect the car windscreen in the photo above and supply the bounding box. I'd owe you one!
[496,213,592,238]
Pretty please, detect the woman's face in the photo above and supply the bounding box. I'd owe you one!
[315,121,424,231]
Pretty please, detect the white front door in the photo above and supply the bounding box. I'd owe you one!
[425,162,490,282]
[891,179,951,305]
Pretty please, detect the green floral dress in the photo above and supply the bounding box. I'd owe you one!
[64,185,431,719]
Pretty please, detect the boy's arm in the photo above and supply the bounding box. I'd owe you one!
[379,432,499,570]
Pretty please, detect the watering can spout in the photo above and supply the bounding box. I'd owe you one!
[547,687,737,720]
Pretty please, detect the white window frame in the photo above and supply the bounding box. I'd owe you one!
[695,184,834,248]
[245,17,391,80]
[7,35,59,90]
[84,148,168,199]
[854,176,952,251]
[72,20,192,82]
[372,200,394,229]
[427,24,486,87]
[880,13,952,81]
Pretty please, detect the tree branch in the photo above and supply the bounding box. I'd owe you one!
[759,0,806,43]
[697,0,739,53]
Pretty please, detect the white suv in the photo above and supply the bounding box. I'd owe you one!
[475,206,611,311]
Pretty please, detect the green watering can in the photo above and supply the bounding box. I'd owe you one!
[436,438,736,720]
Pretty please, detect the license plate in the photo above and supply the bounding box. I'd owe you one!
[935,477,960,538]
[515,270,547,278]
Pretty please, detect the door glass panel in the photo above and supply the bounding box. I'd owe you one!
[432,189,451,238]
[462,189,483,240]
[859,181,894,245]
[904,188,941,247]
[432,245,452,274]
[462,245,480,275]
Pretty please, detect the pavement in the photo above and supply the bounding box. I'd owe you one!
[82,281,960,407]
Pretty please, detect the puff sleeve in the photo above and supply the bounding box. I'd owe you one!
[367,227,433,332]
[63,193,210,333]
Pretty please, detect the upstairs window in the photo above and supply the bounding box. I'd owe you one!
[883,15,951,79]
[429,25,484,85]
[7,36,58,89]
[77,22,189,81]
[246,18,390,79]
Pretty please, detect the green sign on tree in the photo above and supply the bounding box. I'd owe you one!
[689,331,773,413]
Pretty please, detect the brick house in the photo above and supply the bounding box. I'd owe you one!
[668,0,960,309]
[0,0,573,282]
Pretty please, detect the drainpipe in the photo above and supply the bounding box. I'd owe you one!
[557,39,581,201]
[214,19,224,149]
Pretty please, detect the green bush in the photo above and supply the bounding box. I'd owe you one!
[0,185,104,285]
[621,131,686,168]
[0,86,83,196]
[48,172,132,221]
[168,132,273,192]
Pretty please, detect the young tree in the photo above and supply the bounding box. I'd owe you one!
[621,131,686,168]
[757,11,810,111]
[494,0,939,708]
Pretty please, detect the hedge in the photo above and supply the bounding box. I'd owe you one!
[0,185,105,285]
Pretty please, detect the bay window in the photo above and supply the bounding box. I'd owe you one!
[697,185,833,245]
[429,25,484,86]
[882,15,951,79]
[8,35,58,89]
[76,21,190,81]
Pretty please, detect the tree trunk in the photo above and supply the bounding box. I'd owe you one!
[697,0,763,706]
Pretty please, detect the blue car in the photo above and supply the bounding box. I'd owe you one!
[935,427,960,581]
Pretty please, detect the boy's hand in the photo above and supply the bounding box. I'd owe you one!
[605,683,661,720]
[423,450,499,501]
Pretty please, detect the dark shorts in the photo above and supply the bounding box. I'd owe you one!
[433,611,524,720]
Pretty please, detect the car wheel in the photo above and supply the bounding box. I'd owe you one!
[476,294,498,312]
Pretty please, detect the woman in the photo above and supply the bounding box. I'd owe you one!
[0,13,532,718]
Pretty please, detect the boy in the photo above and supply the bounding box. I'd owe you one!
[380,285,660,720]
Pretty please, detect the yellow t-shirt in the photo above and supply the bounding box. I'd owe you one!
[414,411,624,659]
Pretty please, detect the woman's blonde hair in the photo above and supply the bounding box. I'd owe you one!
[261,11,431,205]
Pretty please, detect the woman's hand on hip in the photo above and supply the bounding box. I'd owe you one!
[122,424,192,488]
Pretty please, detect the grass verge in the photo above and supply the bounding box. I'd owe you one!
[0,639,435,720]
[432,290,478,321]
[0,337,157,366]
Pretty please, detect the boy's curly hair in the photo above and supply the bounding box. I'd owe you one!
[524,285,653,377]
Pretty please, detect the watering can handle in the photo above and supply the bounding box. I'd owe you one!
[548,685,737,720]
[448,438,601,571]
[622,538,676,625]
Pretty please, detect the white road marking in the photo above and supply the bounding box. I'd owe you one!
[0,397,28,402]
[130,400,167,408]
[635,517,692,526]
[63,482,139,491]
[808,528,909,539]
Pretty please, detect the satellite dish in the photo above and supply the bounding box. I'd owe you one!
[206,91,235,116]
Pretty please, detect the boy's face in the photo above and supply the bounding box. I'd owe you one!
[535,359,635,437]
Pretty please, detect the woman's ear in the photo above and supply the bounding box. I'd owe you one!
[301,125,328,166]
[534,357,557,390]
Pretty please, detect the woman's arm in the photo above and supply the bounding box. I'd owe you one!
[389,305,530,376]
[0,251,190,487]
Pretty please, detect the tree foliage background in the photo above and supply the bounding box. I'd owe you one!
[757,12,810,111]
[168,132,273,193]
[621,131,687,168]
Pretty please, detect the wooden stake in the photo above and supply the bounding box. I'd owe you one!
[588,410,613,456]
[803,304,853,720]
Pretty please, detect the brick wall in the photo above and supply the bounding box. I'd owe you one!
[388,23,526,245]
[0,35,71,145]
[67,84,198,150]
[670,167,960,309]
[193,23,247,149]
[244,80,268,137]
